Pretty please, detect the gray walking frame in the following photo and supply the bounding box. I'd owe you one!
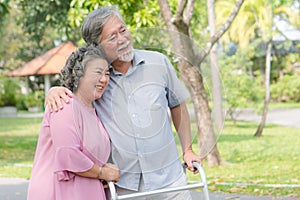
[107,162,210,200]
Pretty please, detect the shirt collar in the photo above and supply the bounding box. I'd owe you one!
[132,50,145,66]
[109,49,145,76]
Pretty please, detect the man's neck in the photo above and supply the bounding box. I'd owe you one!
[112,60,132,74]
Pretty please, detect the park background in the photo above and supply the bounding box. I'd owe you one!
[0,0,299,199]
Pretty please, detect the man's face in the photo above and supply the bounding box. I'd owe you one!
[100,15,133,63]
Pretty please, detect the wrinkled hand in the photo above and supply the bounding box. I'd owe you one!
[183,149,201,174]
[101,163,120,183]
[45,86,73,112]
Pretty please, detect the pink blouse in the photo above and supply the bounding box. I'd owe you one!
[27,97,110,200]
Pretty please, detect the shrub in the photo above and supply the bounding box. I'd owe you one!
[0,76,19,107]
[220,52,264,119]
[15,94,28,110]
[23,90,44,110]
[271,75,300,102]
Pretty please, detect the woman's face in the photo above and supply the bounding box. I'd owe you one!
[99,15,133,63]
[77,58,110,102]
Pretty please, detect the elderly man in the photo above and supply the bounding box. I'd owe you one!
[46,6,201,200]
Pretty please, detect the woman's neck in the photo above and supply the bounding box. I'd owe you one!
[74,92,94,108]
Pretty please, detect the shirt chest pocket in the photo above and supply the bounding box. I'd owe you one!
[127,84,168,130]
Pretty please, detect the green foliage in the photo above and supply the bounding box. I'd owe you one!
[16,0,163,49]
[0,0,10,30]
[220,52,264,118]
[68,0,167,54]
[15,93,27,111]
[271,75,300,102]
[0,76,19,107]
[14,0,209,45]
[282,53,300,75]
[216,0,297,49]
[68,0,161,30]
[0,1,60,73]
[16,0,78,45]
[191,1,209,46]
[23,90,44,110]
[0,0,9,14]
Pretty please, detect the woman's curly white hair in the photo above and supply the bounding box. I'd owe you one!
[60,44,107,92]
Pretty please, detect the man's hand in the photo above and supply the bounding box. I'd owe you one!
[45,86,73,112]
[183,148,202,174]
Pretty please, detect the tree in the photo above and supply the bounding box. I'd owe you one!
[10,0,245,166]
[0,0,10,29]
[0,0,47,72]
[16,0,80,47]
[216,0,298,136]
[219,51,264,123]
[157,0,244,165]
[255,42,272,136]
[207,0,224,132]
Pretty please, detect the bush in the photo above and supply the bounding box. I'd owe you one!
[0,76,19,107]
[15,94,28,110]
[23,90,44,110]
[271,75,300,102]
[220,52,264,119]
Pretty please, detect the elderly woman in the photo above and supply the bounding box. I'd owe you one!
[27,44,120,200]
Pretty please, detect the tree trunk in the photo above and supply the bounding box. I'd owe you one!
[179,60,221,165]
[255,42,272,137]
[157,0,244,166]
[207,0,224,132]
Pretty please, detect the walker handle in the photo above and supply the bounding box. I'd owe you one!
[108,162,209,200]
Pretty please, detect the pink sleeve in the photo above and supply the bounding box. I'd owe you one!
[49,101,94,181]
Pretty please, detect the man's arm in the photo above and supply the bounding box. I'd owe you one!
[170,102,201,173]
[45,86,73,112]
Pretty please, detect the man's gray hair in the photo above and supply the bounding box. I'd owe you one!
[81,6,125,45]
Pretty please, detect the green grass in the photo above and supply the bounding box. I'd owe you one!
[0,116,299,198]
[269,102,300,109]
[0,117,42,178]
[187,121,300,198]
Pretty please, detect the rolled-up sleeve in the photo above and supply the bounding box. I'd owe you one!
[49,102,94,181]
[163,56,190,108]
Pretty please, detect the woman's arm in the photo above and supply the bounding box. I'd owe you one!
[75,163,120,182]
[49,103,119,182]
